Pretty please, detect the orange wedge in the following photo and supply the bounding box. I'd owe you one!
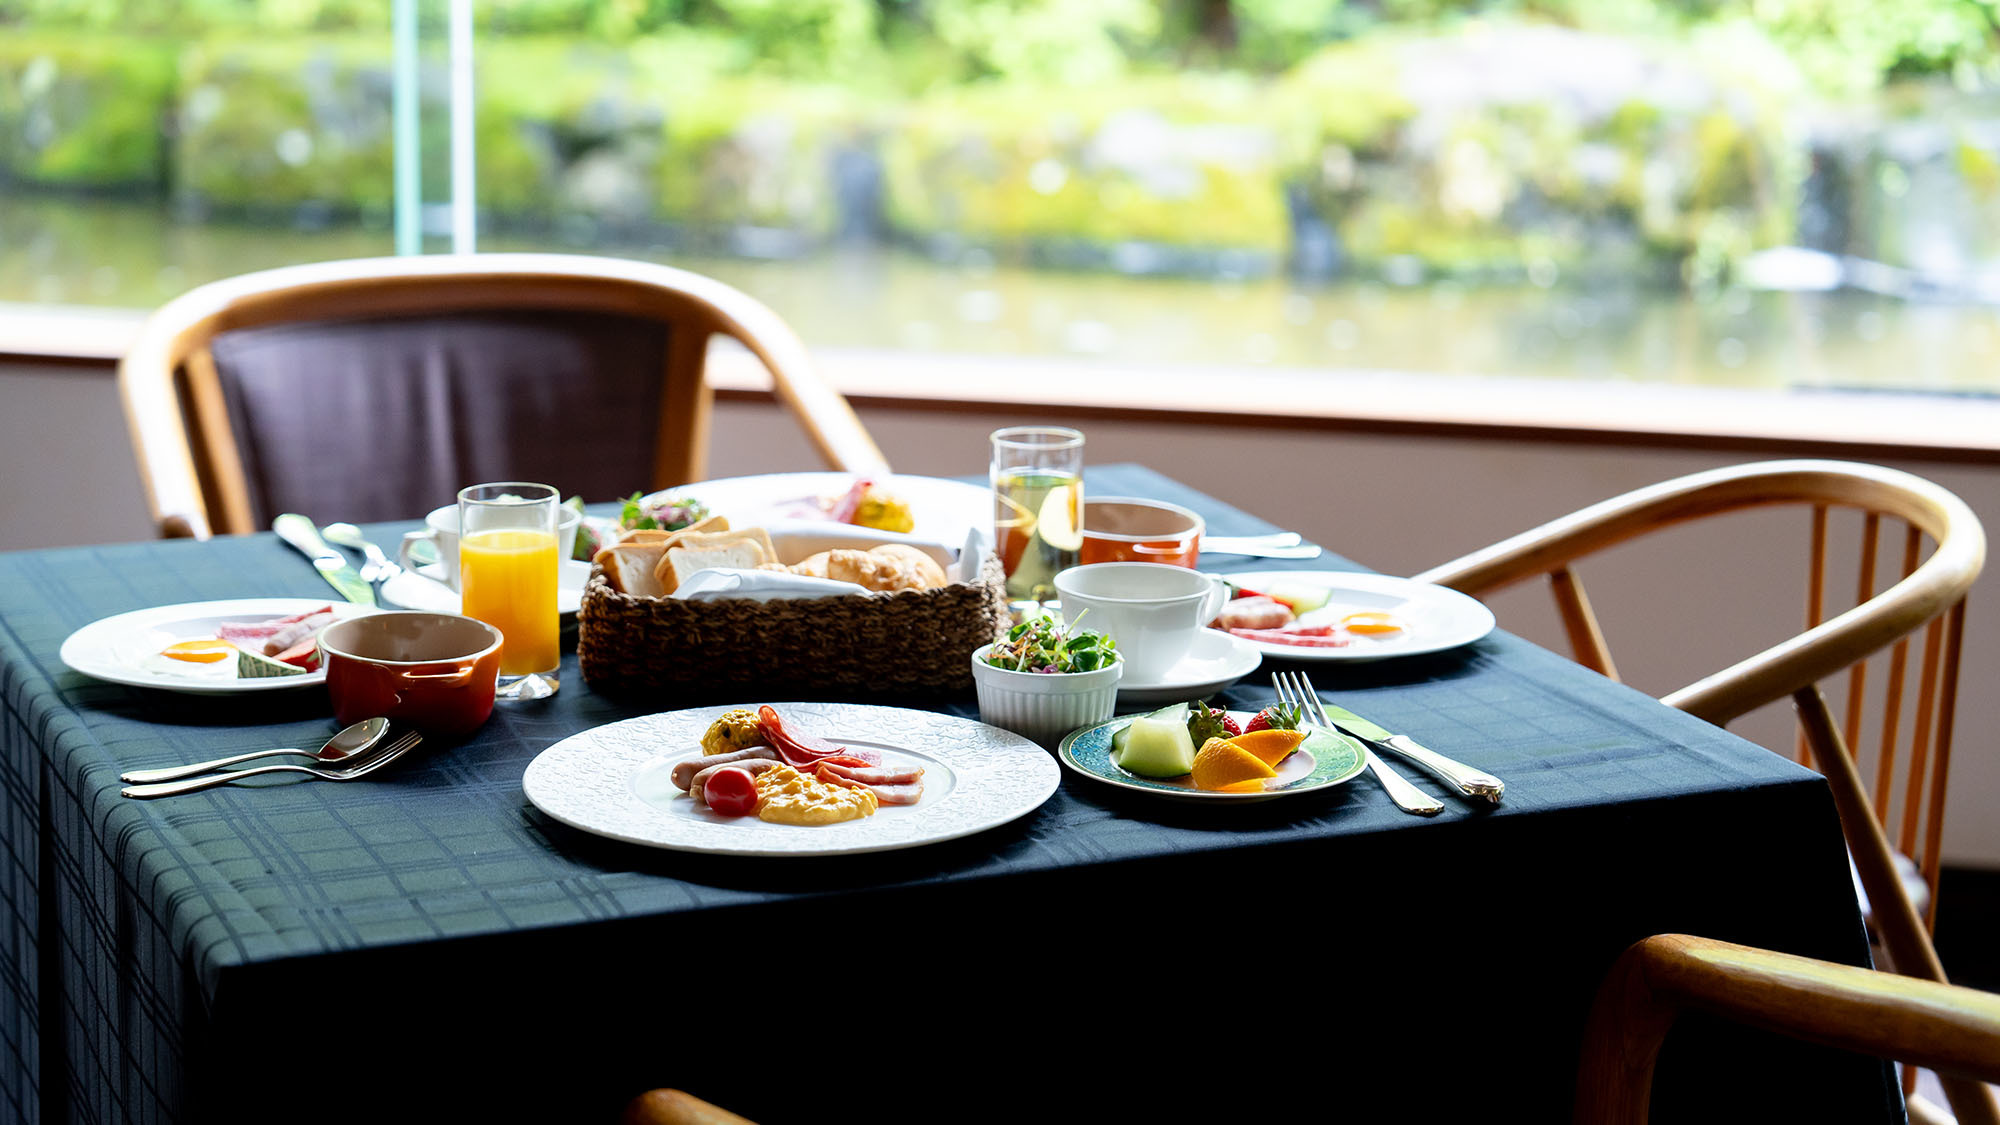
[1342,611,1406,635]
[1228,728,1309,767]
[160,639,235,663]
[1191,737,1278,792]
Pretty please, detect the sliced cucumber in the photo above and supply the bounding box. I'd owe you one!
[236,647,307,678]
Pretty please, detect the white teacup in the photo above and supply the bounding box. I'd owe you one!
[1055,562,1230,683]
[399,503,581,591]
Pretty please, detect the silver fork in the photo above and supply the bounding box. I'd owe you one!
[1273,671,1443,817]
[121,731,422,800]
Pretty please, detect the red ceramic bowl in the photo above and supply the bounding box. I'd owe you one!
[1080,497,1205,569]
[320,612,503,738]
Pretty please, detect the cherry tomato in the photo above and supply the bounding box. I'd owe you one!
[703,766,761,817]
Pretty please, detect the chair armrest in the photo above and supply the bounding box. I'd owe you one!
[1576,934,2000,1125]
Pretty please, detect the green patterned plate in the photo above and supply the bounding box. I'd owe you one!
[1057,711,1367,802]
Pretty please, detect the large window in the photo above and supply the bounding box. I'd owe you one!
[4,1,1999,393]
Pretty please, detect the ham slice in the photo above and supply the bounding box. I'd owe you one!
[1228,627,1353,648]
[759,706,883,770]
[259,611,336,656]
[1217,596,1294,631]
[817,761,924,787]
[816,768,925,806]
[216,606,336,656]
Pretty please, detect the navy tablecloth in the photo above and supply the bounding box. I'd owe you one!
[0,464,1894,1123]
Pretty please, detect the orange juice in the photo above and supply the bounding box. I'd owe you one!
[459,528,559,676]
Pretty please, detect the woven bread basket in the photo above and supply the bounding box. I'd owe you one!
[577,553,1012,699]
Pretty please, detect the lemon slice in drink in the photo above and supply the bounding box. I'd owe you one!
[1036,484,1082,552]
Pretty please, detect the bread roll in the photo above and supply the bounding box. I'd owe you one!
[822,549,916,592]
[867,544,948,589]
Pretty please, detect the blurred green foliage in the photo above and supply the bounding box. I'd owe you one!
[0,0,1992,286]
[2,0,1995,91]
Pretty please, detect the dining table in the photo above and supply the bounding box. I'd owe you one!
[0,462,1898,1124]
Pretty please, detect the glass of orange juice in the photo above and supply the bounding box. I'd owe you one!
[457,481,561,701]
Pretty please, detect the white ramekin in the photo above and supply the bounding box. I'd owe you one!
[970,643,1124,748]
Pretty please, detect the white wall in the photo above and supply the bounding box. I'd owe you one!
[6,364,1994,865]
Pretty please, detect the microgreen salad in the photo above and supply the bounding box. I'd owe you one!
[982,614,1119,674]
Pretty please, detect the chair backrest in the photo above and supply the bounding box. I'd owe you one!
[1413,460,1984,946]
[1575,934,2000,1125]
[117,253,890,538]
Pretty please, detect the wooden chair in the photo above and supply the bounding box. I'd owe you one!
[1414,459,1988,1120]
[623,1088,758,1125]
[117,253,890,538]
[1576,934,2000,1125]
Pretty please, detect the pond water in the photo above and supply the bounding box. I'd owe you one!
[5,195,1997,395]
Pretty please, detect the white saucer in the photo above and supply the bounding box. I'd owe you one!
[1115,629,1262,706]
[381,560,592,616]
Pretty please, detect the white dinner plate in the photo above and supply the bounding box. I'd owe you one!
[1218,571,1496,663]
[651,472,991,548]
[1115,629,1262,706]
[522,702,1061,857]
[380,560,593,616]
[58,598,378,695]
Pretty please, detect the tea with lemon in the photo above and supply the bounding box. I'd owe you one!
[459,528,559,675]
[993,469,1081,601]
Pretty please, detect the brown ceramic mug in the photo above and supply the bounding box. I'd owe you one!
[320,612,504,738]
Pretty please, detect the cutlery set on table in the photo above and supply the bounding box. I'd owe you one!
[119,718,423,799]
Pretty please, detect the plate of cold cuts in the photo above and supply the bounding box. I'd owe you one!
[522,701,1062,857]
[1212,571,1497,663]
[58,599,378,694]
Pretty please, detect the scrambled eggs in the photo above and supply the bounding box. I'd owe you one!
[753,765,878,826]
[854,487,914,534]
[701,708,766,756]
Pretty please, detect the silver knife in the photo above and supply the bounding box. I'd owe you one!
[1318,703,1504,803]
[273,514,376,606]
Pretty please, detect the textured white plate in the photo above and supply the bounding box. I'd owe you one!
[1221,571,1497,663]
[380,560,592,616]
[1115,629,1262,706]
[58,598,378,695]
[522,702,1061,857]
[653,472,991,548]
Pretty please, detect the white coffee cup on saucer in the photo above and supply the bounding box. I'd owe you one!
[1054,562,1230,683]
[398,503,581,591]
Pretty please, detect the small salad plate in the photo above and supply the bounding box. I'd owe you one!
[1223,571,1497,663]
[381,560,593,617]
[1057,711,1367,803]
[1114,630,1261,706]
[59,598,377,695]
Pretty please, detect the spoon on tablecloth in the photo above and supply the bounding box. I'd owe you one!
[118,717,391,785]
[323,523,404,584]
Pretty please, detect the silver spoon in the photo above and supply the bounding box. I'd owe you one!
[118,717,392,785]
[322,523,403,583]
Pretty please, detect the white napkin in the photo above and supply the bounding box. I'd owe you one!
[951,526,993,583]
[671,569,868,602]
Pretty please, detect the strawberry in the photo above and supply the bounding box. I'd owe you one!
[1245,702,1302,733]
[1185,699,1242,746]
